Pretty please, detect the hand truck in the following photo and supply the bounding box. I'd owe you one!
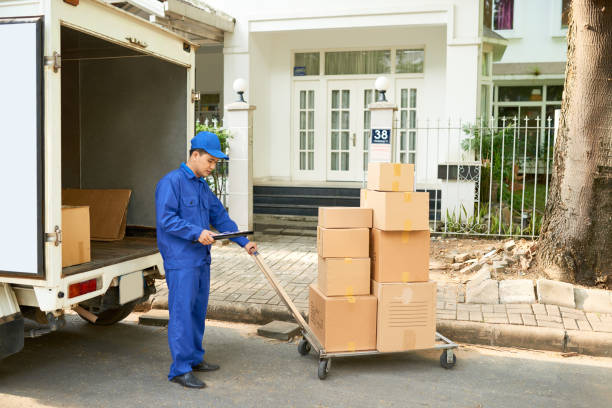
[250,251,458,380]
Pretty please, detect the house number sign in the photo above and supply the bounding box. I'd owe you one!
[370,128,392,162]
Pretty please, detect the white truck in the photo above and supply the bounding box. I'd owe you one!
[0,0,209,359]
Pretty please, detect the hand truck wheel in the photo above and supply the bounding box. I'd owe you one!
[318,359,330,380]
[440,350,457,369]
[297,338,311,356]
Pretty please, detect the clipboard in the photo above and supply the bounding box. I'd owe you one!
[212,230,254,241]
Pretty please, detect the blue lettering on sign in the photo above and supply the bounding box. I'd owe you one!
[371,128,391,144]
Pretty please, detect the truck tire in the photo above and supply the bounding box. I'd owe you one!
[0,312,24,359]
[76,303,135,326]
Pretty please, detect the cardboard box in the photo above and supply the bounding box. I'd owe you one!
[371,229,429,283]
[318,257,370,297]
[62,206,91,268]
[367,163,414,192]
[308,284,377,352]
[360,189,429,231]
[318,207,372,229]
[371,280,436,352]
[317,227,369,258]
[62,189,131,241]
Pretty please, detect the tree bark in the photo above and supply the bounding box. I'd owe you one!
[537,0,612,288]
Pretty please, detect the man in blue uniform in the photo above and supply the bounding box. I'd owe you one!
[155,131,257,389]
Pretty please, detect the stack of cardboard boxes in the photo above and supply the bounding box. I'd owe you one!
[307,163,436,353]
[61,189,132,268]
[309,207,377,352]
[362,163,436,352]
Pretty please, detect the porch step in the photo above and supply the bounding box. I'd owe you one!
[254,214,318,235]
[254,186,360,217]
[252,185,442,221]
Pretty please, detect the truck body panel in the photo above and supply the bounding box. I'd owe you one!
[0,0,195,315]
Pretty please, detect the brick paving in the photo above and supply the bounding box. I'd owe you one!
[151,233,612,334]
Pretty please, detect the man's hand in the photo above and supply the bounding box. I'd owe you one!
[198,229,216,245]
[244,241,257,255]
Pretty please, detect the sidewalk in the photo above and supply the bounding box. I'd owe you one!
[145,233,612,357]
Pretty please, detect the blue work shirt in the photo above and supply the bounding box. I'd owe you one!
[155,163,248,269]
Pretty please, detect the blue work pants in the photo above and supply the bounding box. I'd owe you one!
[166,265,210,380]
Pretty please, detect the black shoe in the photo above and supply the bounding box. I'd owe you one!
[192,360,220,372]
[170,372,206,389]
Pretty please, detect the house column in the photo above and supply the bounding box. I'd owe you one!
[445,44,479,122]
[441,43,480,219]
[367,77,397,165]
[225,82,255,231]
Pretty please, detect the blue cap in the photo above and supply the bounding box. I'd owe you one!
[190,131,229,160]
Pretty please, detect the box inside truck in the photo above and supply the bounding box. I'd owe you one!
[60,25,187,276]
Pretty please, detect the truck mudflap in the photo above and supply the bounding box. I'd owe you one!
[0,312,24,359]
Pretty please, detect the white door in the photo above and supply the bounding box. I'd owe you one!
[326,81,394,181]
[326,82,357,181]
[0,18,45,276]
[395,79,422,166]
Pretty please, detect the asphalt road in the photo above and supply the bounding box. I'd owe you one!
[1,314,611,408]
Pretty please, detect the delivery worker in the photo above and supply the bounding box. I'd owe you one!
[155,131,257,389]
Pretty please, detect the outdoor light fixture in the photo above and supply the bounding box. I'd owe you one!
[375,76,390,102]
[233,78,247,103]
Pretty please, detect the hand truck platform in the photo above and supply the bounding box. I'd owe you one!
[251,252,458,380]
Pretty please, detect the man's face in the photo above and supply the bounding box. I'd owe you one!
[191,151,219,178]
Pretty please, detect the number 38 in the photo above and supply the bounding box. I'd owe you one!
[373,129,389,140]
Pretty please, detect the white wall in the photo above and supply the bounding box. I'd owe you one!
[205,0,482,182]
[195,45,223,109]
[250,25,448,182]
[493,0,567,63]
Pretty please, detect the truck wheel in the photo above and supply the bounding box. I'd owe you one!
[76,303,135,326]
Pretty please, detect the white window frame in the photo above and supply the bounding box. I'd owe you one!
[292,81,323,180]
[493,83,564,124]
[291,45,426,81]
[297,89,316,171]
[479,52,493,119]
[550,0,570,37]
[397,88,418,165]
[491,0,521,39]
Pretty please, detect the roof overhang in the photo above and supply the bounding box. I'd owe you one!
[482,26,508,61]
[105,0,234,45]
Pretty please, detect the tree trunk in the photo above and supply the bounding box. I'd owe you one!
[537,0,612,288]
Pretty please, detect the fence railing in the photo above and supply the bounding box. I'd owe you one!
[408,116,556,238]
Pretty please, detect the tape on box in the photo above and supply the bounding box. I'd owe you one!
[403,220,412,231]
[393,163,402,177]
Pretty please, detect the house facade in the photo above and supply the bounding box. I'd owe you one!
[486,0,568,126]
[112,0,568,223]
[207,0,489,188]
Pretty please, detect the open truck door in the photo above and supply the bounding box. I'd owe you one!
[0,17,44,358]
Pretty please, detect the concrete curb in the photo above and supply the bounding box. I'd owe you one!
[142,300,612,358]
[150,300,307,325]
[436,320,612,357]
[206,300,307,325]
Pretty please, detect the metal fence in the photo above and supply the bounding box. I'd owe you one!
[408,116,557,238]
